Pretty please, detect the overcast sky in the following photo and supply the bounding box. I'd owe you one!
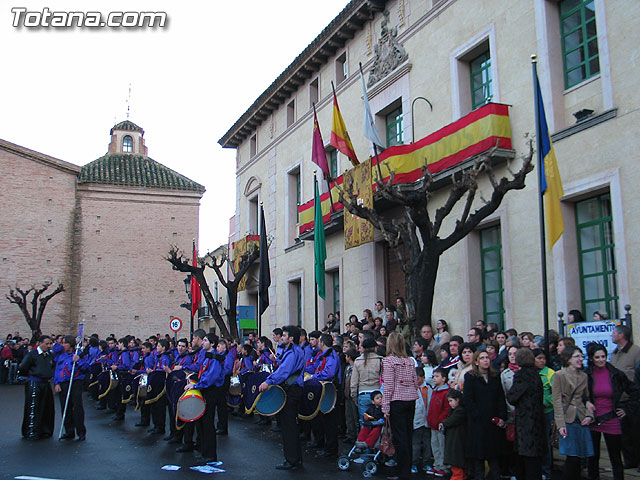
[0,0,349,253]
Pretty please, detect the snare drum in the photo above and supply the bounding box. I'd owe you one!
[177,386,206,422]
[229,375,242,396]
[259,364,274,373]
[138,373,148,399]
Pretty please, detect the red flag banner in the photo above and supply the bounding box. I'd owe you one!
[190,244,201,318]
[312,105,331,179]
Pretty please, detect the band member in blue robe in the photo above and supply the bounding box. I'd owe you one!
[259,325,306,470]
[177,329,207,452]
[147,339,171,434]
[110,337,132,420]
[54,335,89,440]
[164,337,191,443]
[308,333,340,457]
[184,333,224,463]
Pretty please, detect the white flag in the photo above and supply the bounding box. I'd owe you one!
[360,70,384,149]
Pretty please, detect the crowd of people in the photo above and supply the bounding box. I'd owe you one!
[4,301,640,480]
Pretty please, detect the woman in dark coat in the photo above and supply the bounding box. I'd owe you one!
[463,350,507,480]
[506,348,547,480]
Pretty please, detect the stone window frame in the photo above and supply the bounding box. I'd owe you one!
[450,24,500,121]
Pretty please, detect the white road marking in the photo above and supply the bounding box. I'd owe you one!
[15,476,63,480]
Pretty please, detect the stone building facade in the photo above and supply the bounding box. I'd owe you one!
[0,121,204,338]
[219,0,639,336]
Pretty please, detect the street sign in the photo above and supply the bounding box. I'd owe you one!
[170,317,183,332]
[566,318,621,364]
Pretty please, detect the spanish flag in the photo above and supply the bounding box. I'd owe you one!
[535,71,564,248]
[330,91,359,166]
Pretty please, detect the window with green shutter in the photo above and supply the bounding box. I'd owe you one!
[329,149,338,179]
[470,51,492,110]
[559,0,599,89]
[576,194,618,319]
[480,225,505,330]
[385,107,403,147]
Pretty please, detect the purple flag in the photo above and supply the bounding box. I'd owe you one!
[312,105,331,179]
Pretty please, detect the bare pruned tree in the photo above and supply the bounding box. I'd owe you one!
[337,139,535,331]
[166,244,259,340]
[6,282,65,342]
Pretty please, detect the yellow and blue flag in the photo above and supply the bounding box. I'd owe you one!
[535,74,564,248]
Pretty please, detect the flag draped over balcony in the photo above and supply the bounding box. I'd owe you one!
[330,90,359,167]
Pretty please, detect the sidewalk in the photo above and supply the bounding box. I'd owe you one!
[554,439,640,480]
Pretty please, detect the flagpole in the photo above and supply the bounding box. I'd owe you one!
[359,62,385,186]
[190,239,195,342]
[532,55,550,356]
[258,203,263,339]
[314,173,319,332]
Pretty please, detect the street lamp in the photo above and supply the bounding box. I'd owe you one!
[182,275,193,340]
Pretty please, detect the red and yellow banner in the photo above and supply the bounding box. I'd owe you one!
[344,159,374,249]
[298,177,344,235]
[298,103,511,235]
[232,235,259,292]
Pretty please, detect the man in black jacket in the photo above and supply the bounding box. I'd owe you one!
[18,335,56,440]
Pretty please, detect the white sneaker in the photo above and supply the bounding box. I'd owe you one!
[353,457,365,464]
[385,458,398,467]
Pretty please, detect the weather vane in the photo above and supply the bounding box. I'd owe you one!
[126,83,132,119]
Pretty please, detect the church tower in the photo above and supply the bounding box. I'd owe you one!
[107,120,148,155]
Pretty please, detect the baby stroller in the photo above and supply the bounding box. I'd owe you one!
[337,434,384,477]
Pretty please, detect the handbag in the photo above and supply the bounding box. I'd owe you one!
[506,422,515,442]
[377,417,395,456]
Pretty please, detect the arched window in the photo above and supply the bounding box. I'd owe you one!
[122,135,133,153]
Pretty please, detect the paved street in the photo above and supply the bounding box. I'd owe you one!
[2,383,638,480]
[0,384,370,480]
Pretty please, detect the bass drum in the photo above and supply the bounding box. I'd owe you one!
[144,371,167,405]
[97,370,118,400]
[177,380,206,422]
[255,384,286,417]
[242,371,270,414]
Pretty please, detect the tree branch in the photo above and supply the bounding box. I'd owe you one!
[440,139,535,251]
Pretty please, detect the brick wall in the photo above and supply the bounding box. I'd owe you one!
[76,184,200,339]
[0,140,202,340]
[0,143,79,338]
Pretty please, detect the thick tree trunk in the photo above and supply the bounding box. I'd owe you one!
[196,271,232,339]
[30,327,42,343]
[410,251,439,331]
[225,286,239,340]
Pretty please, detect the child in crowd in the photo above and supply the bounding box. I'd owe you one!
[355,390,384,451]
[440,389,467,480]
[427,367,450,477]
[412,367,432,474]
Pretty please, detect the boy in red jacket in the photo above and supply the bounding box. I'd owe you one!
[426,367,450,477]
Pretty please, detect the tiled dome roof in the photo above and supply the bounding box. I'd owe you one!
[79,153,205,192]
